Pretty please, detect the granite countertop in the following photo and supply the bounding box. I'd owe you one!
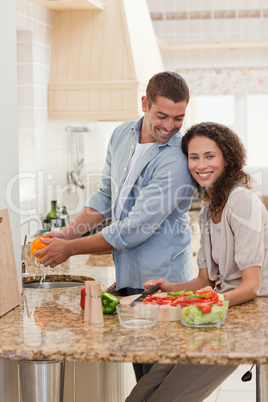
[0,250,267,365]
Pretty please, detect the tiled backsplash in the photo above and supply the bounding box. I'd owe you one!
[146,0,268,13]
[17,0,53,238]
[178,67,268,95]
[151,9,267,20]
[147,0,268,70]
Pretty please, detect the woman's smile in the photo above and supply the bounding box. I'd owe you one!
[196,171,213,179]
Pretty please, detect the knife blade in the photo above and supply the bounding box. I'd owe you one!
[128,285,161,306]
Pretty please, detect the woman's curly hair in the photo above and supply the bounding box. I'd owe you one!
[181,122,253,216]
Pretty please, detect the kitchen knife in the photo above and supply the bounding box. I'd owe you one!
[128,285,161,306]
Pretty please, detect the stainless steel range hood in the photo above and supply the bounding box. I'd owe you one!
[48,0,164,121]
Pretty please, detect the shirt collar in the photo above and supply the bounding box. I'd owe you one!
[131,118,143,138]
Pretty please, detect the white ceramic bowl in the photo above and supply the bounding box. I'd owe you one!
[116,303,160,329]
[178,299,229,328]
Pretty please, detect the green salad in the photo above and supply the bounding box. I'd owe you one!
[180,294,229,326]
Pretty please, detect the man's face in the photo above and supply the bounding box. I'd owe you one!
[140,95,187,144]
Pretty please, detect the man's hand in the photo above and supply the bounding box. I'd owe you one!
[35,237,71,268]
[39,230,66,240]
[143,278,172,292]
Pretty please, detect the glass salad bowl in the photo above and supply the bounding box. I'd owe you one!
[116,303,160,329]
[178,297,229,328]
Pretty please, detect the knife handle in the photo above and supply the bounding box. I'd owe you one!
[145,285,161,295]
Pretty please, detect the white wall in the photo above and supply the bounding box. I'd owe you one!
[0,0,22,291]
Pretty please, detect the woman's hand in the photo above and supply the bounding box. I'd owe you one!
[144,270,215,294]
[143,278,173,292]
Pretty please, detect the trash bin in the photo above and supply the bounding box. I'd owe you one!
[18,361,65,402]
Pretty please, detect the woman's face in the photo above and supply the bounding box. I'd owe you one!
[187,136,225,192]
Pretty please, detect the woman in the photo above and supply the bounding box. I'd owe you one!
[126,122,268,402]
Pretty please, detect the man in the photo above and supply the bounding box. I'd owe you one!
[37,71,195,381]
[38,71,194,287]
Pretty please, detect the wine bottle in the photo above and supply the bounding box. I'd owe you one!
[47,200,61,231]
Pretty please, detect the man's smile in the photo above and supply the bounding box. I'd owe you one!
[157,128,173,135]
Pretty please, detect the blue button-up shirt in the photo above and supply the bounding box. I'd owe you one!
[85,118,196,289]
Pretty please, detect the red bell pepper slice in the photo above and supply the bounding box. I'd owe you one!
[194,290,219,300]
[80,287,85,309]
[142,292,222,307]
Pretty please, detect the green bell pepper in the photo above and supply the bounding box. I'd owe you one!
[101,291,120,314]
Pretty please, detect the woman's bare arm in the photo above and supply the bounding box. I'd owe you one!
[143,268,214,293]
[223,266,260,307]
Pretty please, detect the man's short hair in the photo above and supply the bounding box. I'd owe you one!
[146,71,190,109]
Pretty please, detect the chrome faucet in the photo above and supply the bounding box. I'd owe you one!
[20,216,43,233]
[20,216,43,277]
[21,234,28,276]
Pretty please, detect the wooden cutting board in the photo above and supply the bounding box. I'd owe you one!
[119,292,180,322]
[0,209,21,316]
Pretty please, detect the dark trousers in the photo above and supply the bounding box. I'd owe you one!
[119,287,153,382]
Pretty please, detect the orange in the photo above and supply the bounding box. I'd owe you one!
[31,237,49,259]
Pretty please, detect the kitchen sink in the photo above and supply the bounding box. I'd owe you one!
[23,281,84,289]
